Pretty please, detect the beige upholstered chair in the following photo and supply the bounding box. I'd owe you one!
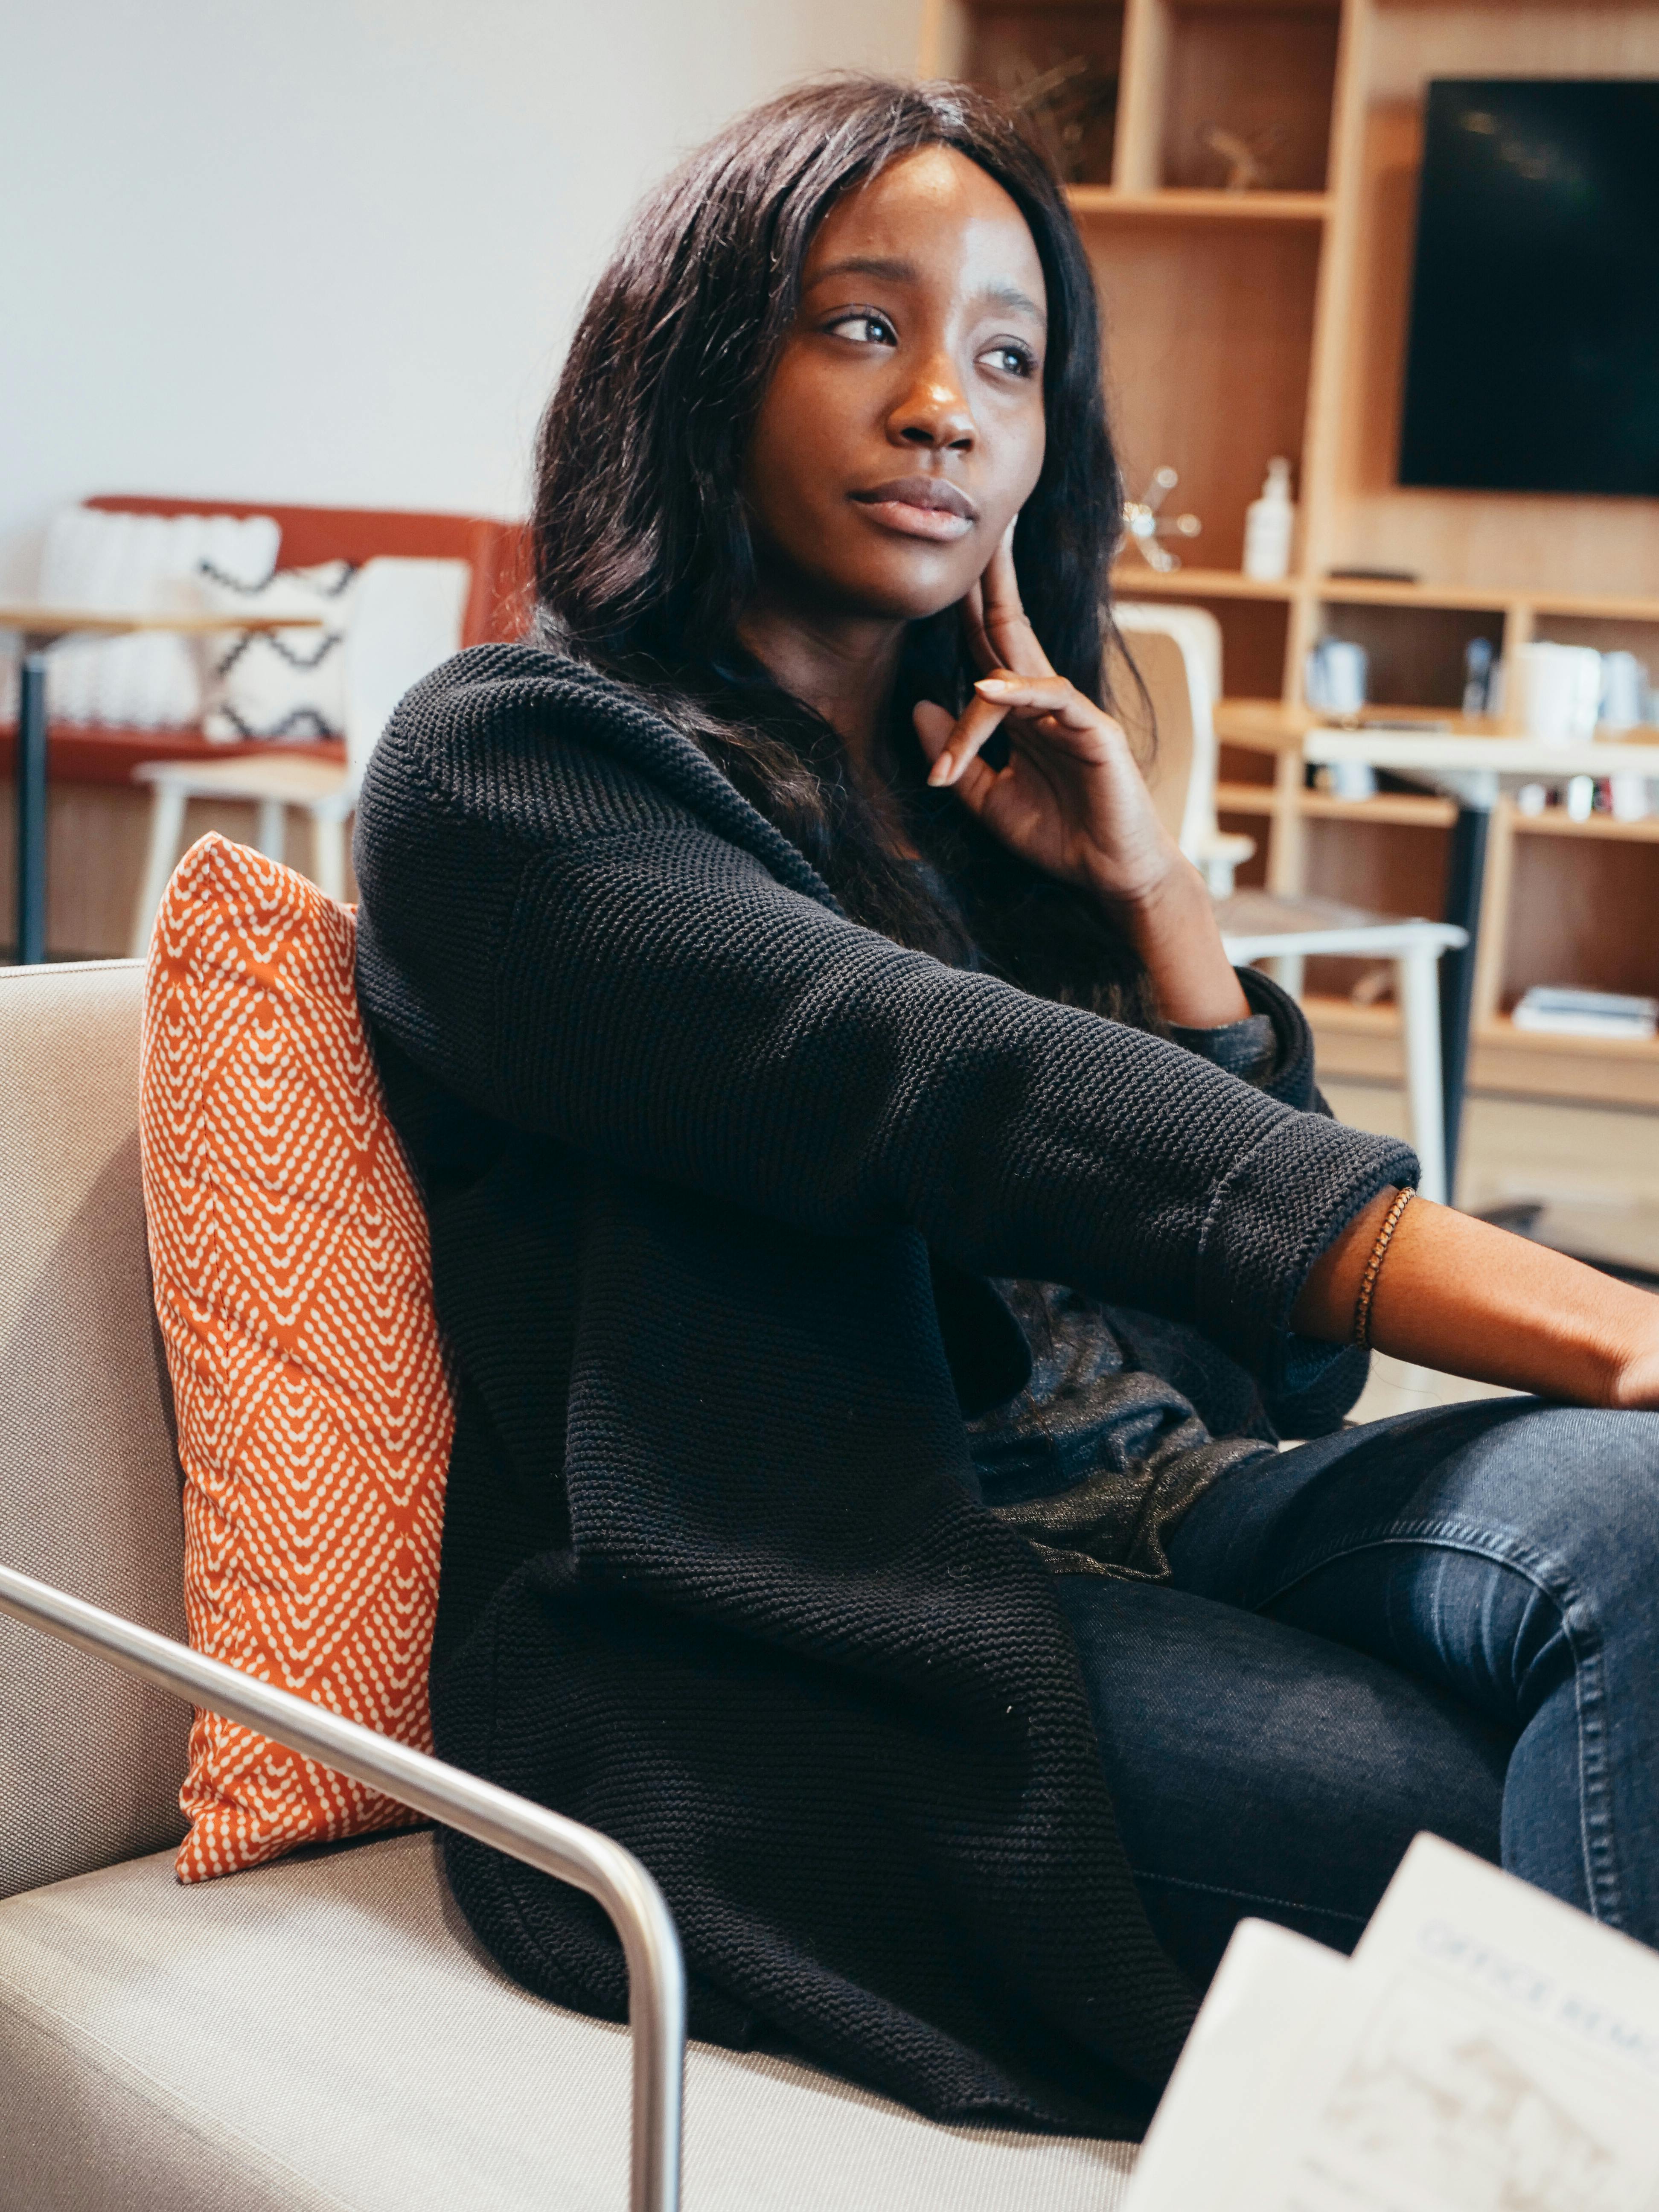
[0,958,1138,2212]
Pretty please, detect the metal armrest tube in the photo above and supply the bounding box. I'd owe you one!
[0,1563,684,2212]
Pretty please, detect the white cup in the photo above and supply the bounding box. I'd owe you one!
[1305,638,1368,716]
[1598,650,1648,732]
[1512,643,1602,745]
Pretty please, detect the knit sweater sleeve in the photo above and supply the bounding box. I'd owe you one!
[353,658,1415,1388]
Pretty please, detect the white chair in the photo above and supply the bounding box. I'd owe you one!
[130,557,471,949]
[1115,603,1465,1204]
[1113,604,1255,896]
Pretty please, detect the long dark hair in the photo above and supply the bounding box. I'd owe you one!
[531,75,1158,1025]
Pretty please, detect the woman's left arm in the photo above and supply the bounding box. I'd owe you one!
[914,530,1248,1030]
[1295,1187,1659,1409]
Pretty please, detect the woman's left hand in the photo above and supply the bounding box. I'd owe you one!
[913,527,1185,916]
[914,527,1250,1028]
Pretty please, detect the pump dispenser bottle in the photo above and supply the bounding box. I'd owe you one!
[1243,457,1295,581]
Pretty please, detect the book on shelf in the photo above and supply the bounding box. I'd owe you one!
[1512,987,1658,1041]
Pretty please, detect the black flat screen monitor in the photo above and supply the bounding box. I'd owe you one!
[1399,79,1659,498]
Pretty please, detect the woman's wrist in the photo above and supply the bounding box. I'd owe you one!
[1294,1190,1659,1410]
[1106,859,1251,1030]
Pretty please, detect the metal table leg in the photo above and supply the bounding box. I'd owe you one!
[15,645,49,965]
[1437,800,1492,1204]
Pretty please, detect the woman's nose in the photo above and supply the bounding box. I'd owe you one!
[888,361,975,451]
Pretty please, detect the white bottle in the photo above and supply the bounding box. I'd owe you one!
[1243,457,1295,581]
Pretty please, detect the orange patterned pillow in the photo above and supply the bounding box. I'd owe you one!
[140,833,453,1880]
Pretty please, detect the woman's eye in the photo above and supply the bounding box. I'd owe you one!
[828,312,898,347]
[982,341,1038,379]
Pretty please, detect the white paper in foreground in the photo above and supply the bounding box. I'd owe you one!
[1125,1834,1659,2212]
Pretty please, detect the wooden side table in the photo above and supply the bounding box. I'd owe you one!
[0,608,323,964]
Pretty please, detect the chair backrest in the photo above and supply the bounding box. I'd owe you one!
[0,961,190,1899]
[342,556,472,791]
[1112,602,1226,861]
[87,493,531,649]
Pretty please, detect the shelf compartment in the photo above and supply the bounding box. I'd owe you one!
[1500,832,1659,1011]
[956,3,1125,184]
[1094,218,1321,572]
[1297,804,1452,1000]
[1160,1,1342,193]
[1312,599,1505,713]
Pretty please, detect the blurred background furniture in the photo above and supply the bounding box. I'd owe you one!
[1121,602,1463,1200]
[0,606,329,965]
[129,556,471,949]
[0,958,1138,2212]
[1304,726,1659,1190]
[0,497,528,960]
[926,0,1659,1121]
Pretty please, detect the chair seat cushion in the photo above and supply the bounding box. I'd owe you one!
[0,1831,1135,2212]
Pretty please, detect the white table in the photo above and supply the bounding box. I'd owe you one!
[1302,727,1659,1188]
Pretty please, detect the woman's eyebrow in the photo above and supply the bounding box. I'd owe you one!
[807,257,1047,327]
[806,254,919,288]
[983,280,1047,325]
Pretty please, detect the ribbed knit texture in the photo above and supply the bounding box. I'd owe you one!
[352,644,1416,2135]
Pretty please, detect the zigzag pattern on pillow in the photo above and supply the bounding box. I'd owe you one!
[139,834,453,1880]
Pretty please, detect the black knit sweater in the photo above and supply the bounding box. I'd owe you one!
[353,644,1415,2135]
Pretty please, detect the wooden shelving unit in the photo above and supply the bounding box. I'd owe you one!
[920,0,1659,1109]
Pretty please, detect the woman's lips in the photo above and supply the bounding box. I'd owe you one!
[850,477,978,543]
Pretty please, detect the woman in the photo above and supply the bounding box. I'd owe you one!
[354,79,1659,2135]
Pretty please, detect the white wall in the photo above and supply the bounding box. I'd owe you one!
[0,0,924,591]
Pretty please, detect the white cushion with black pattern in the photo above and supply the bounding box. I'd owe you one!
[197,559,361,742]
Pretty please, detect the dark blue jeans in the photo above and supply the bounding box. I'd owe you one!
[1047,1398,1659,1988]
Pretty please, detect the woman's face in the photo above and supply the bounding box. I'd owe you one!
[743,146,1049,623]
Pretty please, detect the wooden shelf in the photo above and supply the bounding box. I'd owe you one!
[1117,569,1659,627]
[1477,1014,1659,1064]
[1112,566,1300,602]
[1512,809,1659,845]
[1307,998,1659,1109]
[1069,187,1332,222]
[1316,578,1659,623]
[1301,790,1456,827]
[1215,781,1278,816]
[929,0,1659,1112]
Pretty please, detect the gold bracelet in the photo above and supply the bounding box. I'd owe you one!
[1353,1186,1415,1348]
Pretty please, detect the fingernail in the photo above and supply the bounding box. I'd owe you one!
[928,755,953,786]
[975,678,1014,695]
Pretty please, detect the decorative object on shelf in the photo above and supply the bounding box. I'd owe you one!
[1304,637,1368,715]
[1313,760,1377,800]
[1512,985,1658,1042]
[1511,641,1602,746]
[1326,568,1421,583]
[1598,650,1650,732]
[1120,466,1201,574]
[1610,773,1652,822]
[997,52,1118,184]
[1200,121,1287,192]
[1461,636,1496,716]
[1242,457,1295,582]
